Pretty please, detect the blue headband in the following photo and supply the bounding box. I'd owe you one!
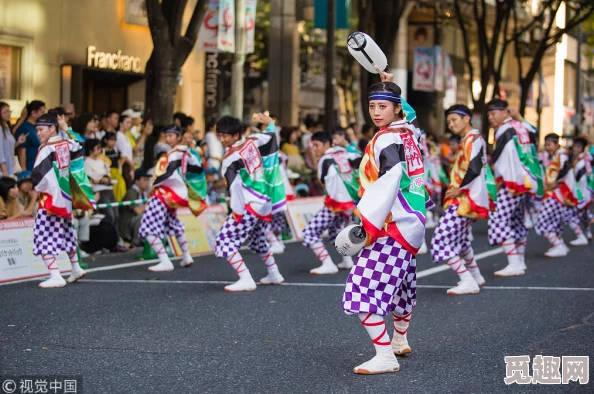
[447,110,471,118]
[36,122,58,127]
[368,92,401,103]
[165,128,182,135]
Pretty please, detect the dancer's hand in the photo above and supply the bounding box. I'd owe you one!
[445,187,461,199]
[252,112,274,126]
[380,72,394,83]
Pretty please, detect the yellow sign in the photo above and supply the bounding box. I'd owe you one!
[169,205,228,256]
[87,46,142,73]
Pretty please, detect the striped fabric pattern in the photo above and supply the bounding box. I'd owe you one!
[356,120,431,255]
[32,136,95,218]
[222,132,286,222]
[151,146,207,216]
[444,129,494,219]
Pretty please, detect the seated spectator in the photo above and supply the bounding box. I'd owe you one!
[119,168,150,247]
[280,126,305,171]
[448,134,462,157]
[122,108,143,139]
[72,209,91,257]
[15,171,37,217]
[182,127,197,149]
[84,139,119,228]
[14,100,46,171]
[358,124,375,152]
[332,129,361,153]
[102,132,126,201]
[0,177,21,219]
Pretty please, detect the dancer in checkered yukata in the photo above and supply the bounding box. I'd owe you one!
[338,73,432,375]
[564,137,594,245]
[32,110,96,288]
[487,99,544,276]
[430,105,496,295]
[302,131,361,274]
[215,114,287,292]
[534,133,580,257]
[139,125,207,272]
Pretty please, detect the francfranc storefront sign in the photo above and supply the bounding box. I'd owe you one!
[87,46,142,73]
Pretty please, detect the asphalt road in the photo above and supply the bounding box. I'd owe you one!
[1,221,593,393]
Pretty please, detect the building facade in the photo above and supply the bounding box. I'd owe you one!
[0,0,206,128]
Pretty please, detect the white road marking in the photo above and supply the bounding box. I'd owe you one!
[77,279,594,292]
[0,245,504,287]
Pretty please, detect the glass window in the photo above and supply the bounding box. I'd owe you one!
[0,44,22,100]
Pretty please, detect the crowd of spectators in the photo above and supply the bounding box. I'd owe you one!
[3,100,448,257]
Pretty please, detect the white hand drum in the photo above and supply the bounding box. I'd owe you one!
[347,32,388,75]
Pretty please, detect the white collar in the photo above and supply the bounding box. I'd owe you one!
[48,136,63,143]
[232,137,246,147]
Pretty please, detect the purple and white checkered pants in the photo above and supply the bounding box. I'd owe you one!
[270,212,286,234]
[33,209,77,256]
[535,198,565,236]
[430,204,473,263]
[302,206,349,247]
[563,206,594,227]
[488,187,528,245]
[139,197,185,239]
[215,212,270,258]
[342,237,416,317]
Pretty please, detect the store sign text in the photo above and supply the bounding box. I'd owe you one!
[87,46,142,73]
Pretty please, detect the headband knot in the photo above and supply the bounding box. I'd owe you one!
[368,92,401,103]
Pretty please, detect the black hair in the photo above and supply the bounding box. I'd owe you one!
[142,116,152,126]
[0,177,17,202]
[544,133,560,143]
[311,131,332,144]
[486,98,508,110]
[173,112,187,122]
[445,104,472,118]
[414,27,428,40]
[206,118,217,132]
[102,132,117,147]
[119,115,129,126]
[84,139,102,156]
[573,137,588,150]
[280,126,298,145]
[143,125,166,170]
[181,116,195,129]
[368,82,404,119]
[332,129,351,143]
[72,112,95,135]
[52,107,66,116]
[0,102,11,131]
[216,115,243,136]
[104,109,119,119]
[36,109,59,133]
[449,134,462,144]
[26,100,45,116]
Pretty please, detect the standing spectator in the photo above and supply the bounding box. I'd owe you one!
[0,102,21,177]
[73,112,101,140]
[143,125,170,172]
[100,109,119,140]
[203,119,224,173]
[61,103,76,126]
[0,177,21,219]
[301,117,321,170]
[15,171,37,217]
[173,112,186,127]
[102,132,126,202]
[14,100,46,171]
[115,115,135,188]
[84,139,119,228]
[122,108,142,138]
[119,168,150,247]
